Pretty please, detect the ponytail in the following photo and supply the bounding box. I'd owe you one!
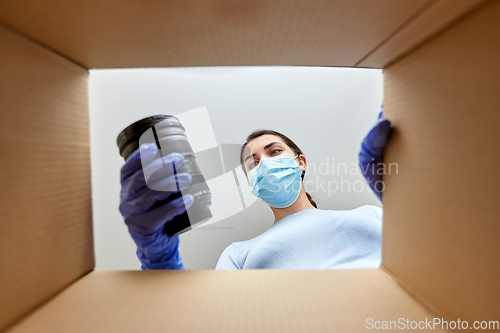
[305,191,317,208]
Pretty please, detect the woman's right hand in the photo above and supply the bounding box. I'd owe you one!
[119,142,194,269]
[359,104,392,201]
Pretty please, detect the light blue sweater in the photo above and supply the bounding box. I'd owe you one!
[215,205,383,270]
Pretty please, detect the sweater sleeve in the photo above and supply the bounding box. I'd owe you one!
[215,243,242,270]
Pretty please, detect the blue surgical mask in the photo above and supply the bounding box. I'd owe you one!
[248,153,302,208]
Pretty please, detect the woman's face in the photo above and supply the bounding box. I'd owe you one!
[242,134,299,177]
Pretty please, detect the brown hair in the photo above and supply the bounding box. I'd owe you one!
[240,129,317,208]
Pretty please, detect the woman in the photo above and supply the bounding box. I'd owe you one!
[119,109,391,270]
[215,129,383,270]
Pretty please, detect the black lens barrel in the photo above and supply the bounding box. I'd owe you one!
[117,115,212,236]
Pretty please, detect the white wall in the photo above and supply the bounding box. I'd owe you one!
[89,66,383,270]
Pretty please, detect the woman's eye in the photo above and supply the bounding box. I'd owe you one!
[271,149,281,155]
[247,149,281,170]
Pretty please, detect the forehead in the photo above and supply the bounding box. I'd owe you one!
[243,134,286,156]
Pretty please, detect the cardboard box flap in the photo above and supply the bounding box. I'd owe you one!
[0,0,430,69]
[0,24,94,332]
[8,269,445,333]
[0,0,489,70]
[358,0,487,68]
[382,0,500,323]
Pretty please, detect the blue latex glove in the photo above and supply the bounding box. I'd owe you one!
[359,104,392,201]
[119,142,194,269]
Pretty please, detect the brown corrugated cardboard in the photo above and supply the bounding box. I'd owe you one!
[357,0,487,68]
[0,0,429,68]
[382,0,500,323]
[8,270,444,333]
[0,24,94,331]
[0,0,488,70]
[0,0,499,332]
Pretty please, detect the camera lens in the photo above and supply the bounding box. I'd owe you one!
[117,115,212,236]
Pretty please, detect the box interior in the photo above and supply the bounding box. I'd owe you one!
[0,0,497,331]
[8,270,445,332]
[383,0,500,322]
[0,23,93,331]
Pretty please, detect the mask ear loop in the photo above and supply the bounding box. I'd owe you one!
[294,153,305,183]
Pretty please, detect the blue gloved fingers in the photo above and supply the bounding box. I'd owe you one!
[147,172,192,192]
[143,152,186,185]
[131,226,178,254]
[119,173,193,215]
[121,143,158,183]
[126,194,195,234]
[149,194,195,227]
[121,152,186,198]
[119,146,193,271]
[359,118,392,160]
[358,103,391,201]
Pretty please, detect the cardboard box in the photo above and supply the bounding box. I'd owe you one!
[0,0,498,331]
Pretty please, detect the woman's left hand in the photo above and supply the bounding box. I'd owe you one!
[358,104,392,201]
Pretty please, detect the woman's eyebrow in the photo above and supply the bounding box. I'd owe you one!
[244,142,283,164]
[264,141,283,150]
